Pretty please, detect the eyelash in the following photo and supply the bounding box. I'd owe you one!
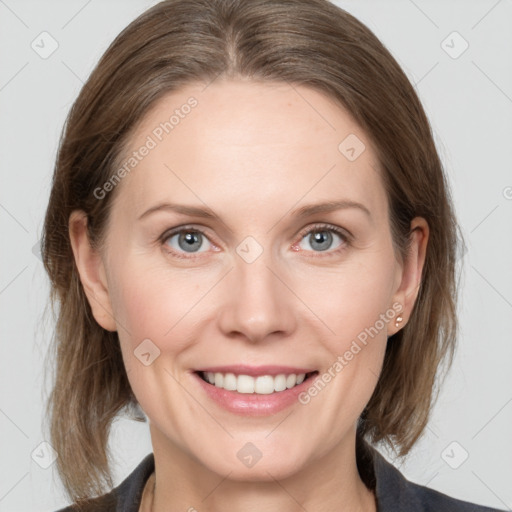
[159,223,351,260]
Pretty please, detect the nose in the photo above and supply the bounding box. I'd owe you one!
[217,247,297,344]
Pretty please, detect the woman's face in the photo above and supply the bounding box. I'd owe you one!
[75,79,426,480]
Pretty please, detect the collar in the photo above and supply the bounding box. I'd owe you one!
[116,438,386,511]
[86,437,501,512]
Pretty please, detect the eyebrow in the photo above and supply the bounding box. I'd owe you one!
[138,199,371,221]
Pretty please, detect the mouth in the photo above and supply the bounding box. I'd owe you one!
[194,369,319,394]
[191,365,320,415]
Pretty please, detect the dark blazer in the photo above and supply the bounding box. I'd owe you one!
[55,438,506,511]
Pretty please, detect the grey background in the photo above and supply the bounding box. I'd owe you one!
[0,0,511,510]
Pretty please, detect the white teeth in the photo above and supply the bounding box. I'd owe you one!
[274,374,287,392]
[286,374,297,388]
[237,374,254,393]
[223,372,237,391]
[201,371,308,394]
[254,375,274,394]
[214,372,223,387]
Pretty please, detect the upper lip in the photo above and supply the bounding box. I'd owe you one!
[194,365,317,377]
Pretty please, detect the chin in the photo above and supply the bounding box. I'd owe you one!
[193,442,310,482]
[209,459,304,482]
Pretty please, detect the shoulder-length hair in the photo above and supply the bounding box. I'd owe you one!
[42,0,460,505]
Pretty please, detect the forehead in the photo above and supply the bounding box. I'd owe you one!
[111,79,386,222]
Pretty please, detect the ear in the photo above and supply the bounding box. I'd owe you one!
[388,217,429,336]
[68,210,117,332]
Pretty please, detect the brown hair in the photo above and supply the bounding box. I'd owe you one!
[42,0,461,505]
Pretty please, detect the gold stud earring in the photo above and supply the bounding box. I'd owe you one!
[395,315,403,328]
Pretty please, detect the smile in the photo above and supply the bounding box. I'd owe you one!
[192,366,319,416]
[198,371,318,394]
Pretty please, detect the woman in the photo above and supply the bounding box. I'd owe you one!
[42,0,505,510]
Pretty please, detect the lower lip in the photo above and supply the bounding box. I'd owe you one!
[192,372,318,416]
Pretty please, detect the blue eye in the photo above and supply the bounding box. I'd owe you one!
[162,227,212,258]
[297,224,349,255]
[160,223,350,260]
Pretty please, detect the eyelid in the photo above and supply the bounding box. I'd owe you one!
[160,224,215,259]
[293,222,351,257]
[159,222,351,259]
[296,222,352,242]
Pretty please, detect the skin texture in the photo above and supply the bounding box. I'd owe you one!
[69,78,428,512]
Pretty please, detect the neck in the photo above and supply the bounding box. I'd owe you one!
[148,425,377,512]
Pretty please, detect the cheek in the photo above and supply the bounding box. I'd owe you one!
[107,257,223,382]
[108,240,397,354]
[109,257,198,338]
[107,260,209,428]
[293,254,396,410]
[294,255,397,344]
